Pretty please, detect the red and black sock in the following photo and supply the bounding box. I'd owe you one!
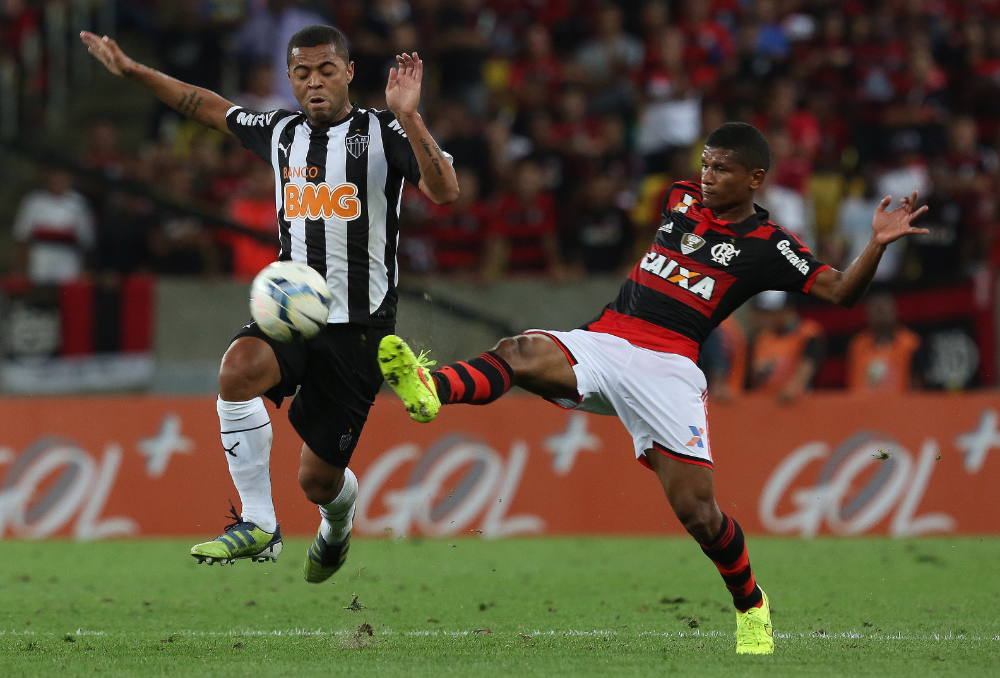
[432,352,513,405]
[700,513,763,612]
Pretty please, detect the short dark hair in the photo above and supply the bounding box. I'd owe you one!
[704,122,771,172]
[286,25,350,67]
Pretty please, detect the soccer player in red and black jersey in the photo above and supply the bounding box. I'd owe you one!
[379,122,928,655]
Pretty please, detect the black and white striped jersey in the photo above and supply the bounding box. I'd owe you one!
[227,104,432,327]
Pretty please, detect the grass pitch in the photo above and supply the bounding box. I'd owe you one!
[0,537,997,677]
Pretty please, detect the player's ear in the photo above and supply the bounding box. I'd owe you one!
[346,60,354,84]
[749,168,766,191]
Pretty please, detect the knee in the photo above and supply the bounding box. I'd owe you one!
[219,340,273,401]
[218,355,256,402]
[672,497,722,544]
[298,468,342,505]
[491,335,534,372]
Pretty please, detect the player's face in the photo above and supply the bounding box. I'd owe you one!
[288,45,354,124]
[700,147,765,215]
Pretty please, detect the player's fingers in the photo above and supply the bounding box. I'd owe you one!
[386,67,397,88]
[877,195,891,212]
[908,227,930,234]
[908,204,929,220]
[414,55,423,81]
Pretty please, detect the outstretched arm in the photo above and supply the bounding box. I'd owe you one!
[809,191,928,307]
[80,31,233,135]
[385,52,459,205]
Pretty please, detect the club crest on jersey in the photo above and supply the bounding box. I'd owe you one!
[680,233,706,255]
[639,252,716,300]
[345,134,369,159]
[672,193,699,214]
[710,242,741,266]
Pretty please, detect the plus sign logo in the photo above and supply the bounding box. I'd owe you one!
[544,413,602,475]
[954,409,1000,474]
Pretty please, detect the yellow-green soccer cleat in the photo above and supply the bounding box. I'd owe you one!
[190,505,282,566]
[735,589,774,655]
[303,528,351,583]
[378,335,440,423]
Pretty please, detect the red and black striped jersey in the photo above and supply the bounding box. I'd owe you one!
[585,181,831,361]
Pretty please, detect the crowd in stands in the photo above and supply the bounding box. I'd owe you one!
[7,0,1000,388]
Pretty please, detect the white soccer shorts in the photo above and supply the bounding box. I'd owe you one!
[525,329,713,469]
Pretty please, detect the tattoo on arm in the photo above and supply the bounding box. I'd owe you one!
[419,137,444,176]
[177,89,202,118]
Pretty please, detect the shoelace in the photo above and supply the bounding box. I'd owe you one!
[415,349,436,369]
[222,501,254,533]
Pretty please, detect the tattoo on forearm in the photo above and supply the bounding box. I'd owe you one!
[419,137,444,176]
[177,89,202,118]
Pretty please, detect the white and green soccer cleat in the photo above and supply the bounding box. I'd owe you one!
[735,589,774,655]
[378,335,440,423]
[303,529,351,583]
[190,505,282,566]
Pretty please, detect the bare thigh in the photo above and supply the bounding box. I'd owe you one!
[491,333,579,401]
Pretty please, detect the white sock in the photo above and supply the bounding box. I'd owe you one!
[319,467,357,543]
[218,397,277,533]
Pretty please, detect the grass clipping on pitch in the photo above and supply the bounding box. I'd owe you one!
[0,536,998,677]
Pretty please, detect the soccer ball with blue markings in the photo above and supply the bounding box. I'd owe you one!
[249,261,332,342]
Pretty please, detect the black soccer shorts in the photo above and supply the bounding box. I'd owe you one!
[232,321,391,468]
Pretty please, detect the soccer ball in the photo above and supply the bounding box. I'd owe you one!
[249,261,333,341]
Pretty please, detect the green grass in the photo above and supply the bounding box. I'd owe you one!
[0,537,998,677]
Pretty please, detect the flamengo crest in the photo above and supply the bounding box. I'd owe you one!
[345,134,370,159]
[710,242,741,266]
[680,233,706,255]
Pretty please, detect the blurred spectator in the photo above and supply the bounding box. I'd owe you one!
[225,163,279,281]
[349,0,410,96]
[575,3,643,113]
[837,165,903,282]
[901,163,967,284]
[235,0,328,109]
[748,291,824,402]
[150,167,219,275]
[434,0,490,110]
[509,23,563,108]
[95,194,153,277]
[0,0,40,65]
[233,61,288,113]
[12,168,95,285]
[847,294,923,392]
[636,27,702,166]
[434,100,493,196]
[483,157,562,281]
[82,119,130,181]
[567,174,634,275]
[700,316,746,402]
[418,168,490,276]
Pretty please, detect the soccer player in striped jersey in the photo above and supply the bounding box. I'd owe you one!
[379,123,929,654]
[81,25,458,581]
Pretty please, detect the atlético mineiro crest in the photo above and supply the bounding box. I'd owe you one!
[345,134,369,159]
[680,233,705,255]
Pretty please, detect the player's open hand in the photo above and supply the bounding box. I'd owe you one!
[385,52,423,118]
[80,31,136,77]
[871,190,929,245]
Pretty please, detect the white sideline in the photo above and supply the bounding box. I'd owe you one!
[1,628,998,642]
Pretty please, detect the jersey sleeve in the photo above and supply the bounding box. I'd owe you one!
[660,181,703,220]
[375,110,453,187]
[226,106,297,162]
[764,229,832,294]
